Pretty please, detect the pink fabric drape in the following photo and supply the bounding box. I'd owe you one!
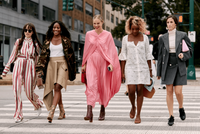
[82,30,121,108]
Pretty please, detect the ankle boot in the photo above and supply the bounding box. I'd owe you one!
[179,108,186,120]
[98,105,105,121]
[47,105,56,123]
[58,104,65,120]
[84,105,93,122]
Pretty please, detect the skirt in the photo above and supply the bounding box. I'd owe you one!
[43,56,68,111]
[162,53,187,86]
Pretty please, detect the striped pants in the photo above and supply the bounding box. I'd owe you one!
[12,57,43,120]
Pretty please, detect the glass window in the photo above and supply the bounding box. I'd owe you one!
[85,23,93,32]
[1,0,17,11]
[5,26,10,35]
[74,19,78,32]
[5,36,10,44]
[21,0,39,19]
[95,8,100,15]
[74,19,83,33]
[0,35,3,56]
[106,10,110,20]
[0,24,3,34]
[62,14,72,29]
[120,10,123,14]
[74,0,83,11]
[43,6,55,22]
[106,26,110,32]
[116,17,118,25]
[85,3,93,17]
[111,14,114,23]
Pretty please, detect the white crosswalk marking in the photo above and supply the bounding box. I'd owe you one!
[0,84,200,134]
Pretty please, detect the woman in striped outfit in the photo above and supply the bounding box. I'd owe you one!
[2,23,43,123]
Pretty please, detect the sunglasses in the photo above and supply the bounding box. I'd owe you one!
[24,29,33,33]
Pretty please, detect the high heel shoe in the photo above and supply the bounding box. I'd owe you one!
[98,105,105,121]
[47,105,56,123]
[84,105,93,122]
[58,104,65,120]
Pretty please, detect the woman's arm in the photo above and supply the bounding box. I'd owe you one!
[2,39,19,76]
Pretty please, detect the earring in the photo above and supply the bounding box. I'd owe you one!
[166,27,168,30]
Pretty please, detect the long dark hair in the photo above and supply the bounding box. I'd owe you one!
[45,20,71,41]
[18,23,42,55]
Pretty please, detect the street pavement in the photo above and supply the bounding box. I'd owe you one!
[0,83,200,134]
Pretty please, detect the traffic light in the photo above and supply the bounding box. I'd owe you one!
[174,14,183,23]
[68,0,74,11]
[62,0,67,11]
[148,36,154,42]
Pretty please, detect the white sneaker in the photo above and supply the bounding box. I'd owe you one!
[15,118,23,123]
[36,107,42,116]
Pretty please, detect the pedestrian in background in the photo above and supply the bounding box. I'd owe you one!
[2,23,43,123]
[81,14,121,122]
[152,34,166,89]
[157,15,193,126]
[36,21,76,123]
[119,16,153,124]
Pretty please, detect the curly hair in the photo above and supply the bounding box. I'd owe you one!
[45,20,71,41]
[18,23,42,56]
[125,16,147,34]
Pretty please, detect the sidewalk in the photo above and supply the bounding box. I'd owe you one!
[1,68,200,85]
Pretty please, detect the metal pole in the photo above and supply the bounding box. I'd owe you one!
[142,0,144,18]
[187,0,196,80]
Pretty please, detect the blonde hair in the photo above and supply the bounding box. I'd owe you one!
[125,16,147,34]
[93,14,104,23]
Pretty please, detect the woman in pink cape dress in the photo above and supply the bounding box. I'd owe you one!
[81,15,121,122]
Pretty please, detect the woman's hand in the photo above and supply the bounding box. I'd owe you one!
[81,64,86,72]
[153,60,156,64]
[1,75,6,77]
[178,53,184,59]
[157,76,161,80]
[108,64,113,72]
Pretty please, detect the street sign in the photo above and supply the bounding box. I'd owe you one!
[188,31,196,42]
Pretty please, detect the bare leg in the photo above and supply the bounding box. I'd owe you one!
[166,84,174,117]
[128,85,136,117]
[174,85,183,108]
[135,84,144,123]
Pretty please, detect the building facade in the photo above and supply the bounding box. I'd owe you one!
[58,0,103,70]
[0,0,58,65]
[103,0,126,52]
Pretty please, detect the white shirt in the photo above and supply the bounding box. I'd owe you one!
[119,34,154,84]
[50,42,64,57]
[168,28,176,53]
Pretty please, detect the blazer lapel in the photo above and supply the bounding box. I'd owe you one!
[176,30,181,51]
[164,33,169,52]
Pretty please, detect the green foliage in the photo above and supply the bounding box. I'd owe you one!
[107,0,200,66]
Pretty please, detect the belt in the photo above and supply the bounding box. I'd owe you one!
[18,55,34,59]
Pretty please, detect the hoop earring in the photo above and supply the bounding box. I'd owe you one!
[166,27,168,30]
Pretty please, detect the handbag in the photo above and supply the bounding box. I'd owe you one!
[143,87,155,98]
[81,71,87,84]
[182,40,189,52]
[143,77,155,98]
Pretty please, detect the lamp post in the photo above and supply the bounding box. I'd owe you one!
[187,0,196,80]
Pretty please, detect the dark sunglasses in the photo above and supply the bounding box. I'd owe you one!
[24,29,33,33]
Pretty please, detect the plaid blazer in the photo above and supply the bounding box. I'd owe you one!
[36,37,76,82]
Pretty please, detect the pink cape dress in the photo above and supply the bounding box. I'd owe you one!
[82,30,121,108]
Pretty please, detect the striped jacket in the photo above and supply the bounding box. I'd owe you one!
[36,37,76,82]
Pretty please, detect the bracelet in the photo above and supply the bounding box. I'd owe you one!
[149,68,152,70]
